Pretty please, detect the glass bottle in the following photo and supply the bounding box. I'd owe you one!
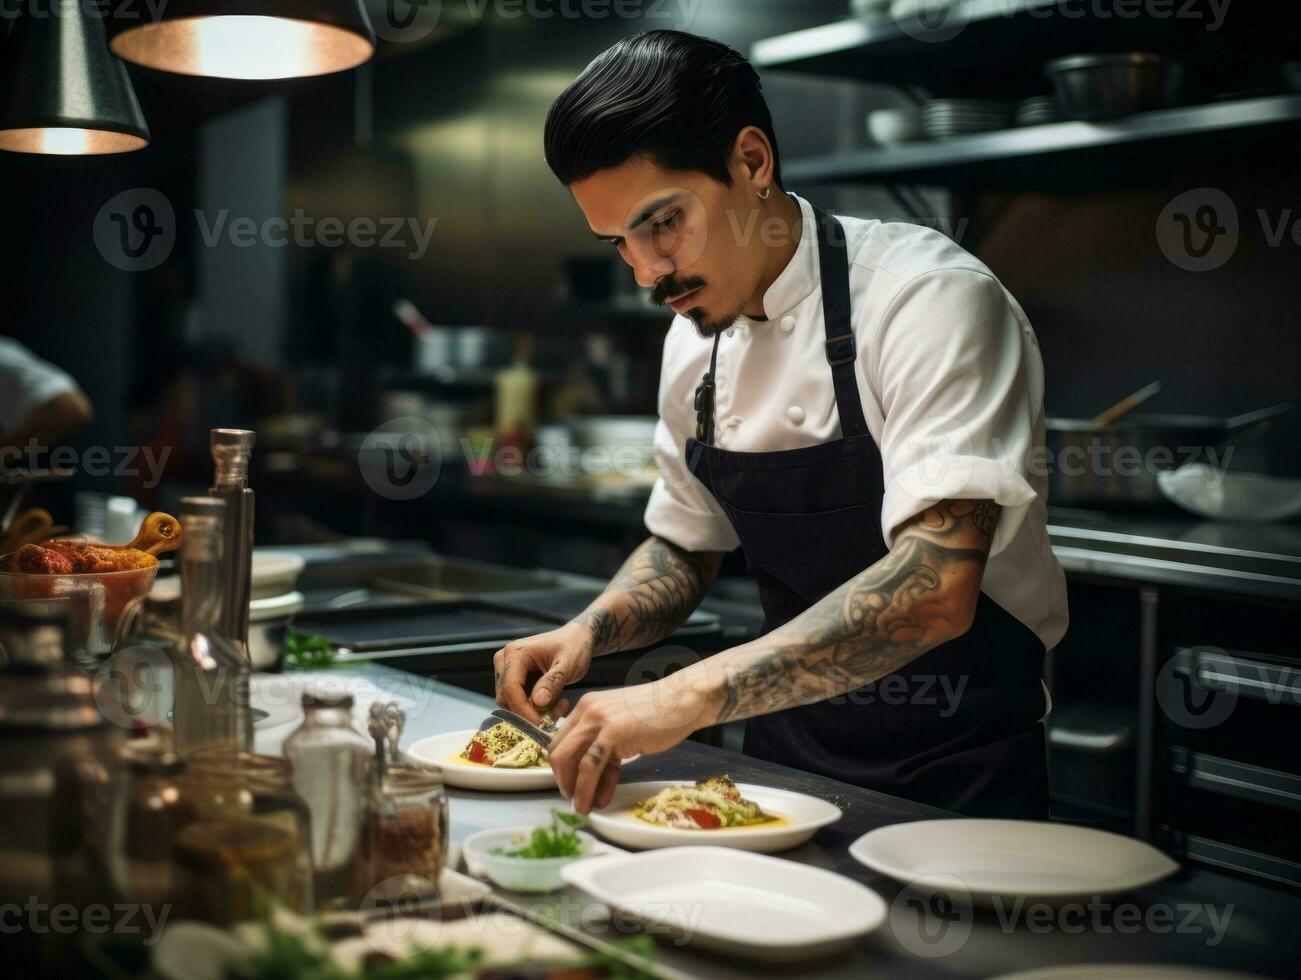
[354,764,448,907]
[168,496,252,759]
[283,691,372,908]
[179,748,314,921]
[108,740,192,908]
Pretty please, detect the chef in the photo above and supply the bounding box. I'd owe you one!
[494,30,1068,818]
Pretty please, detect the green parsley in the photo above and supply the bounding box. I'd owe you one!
[284,630,338,669]
[496,810,585,859]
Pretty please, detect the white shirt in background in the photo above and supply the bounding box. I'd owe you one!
[0,337,79,435]
[644,193,1069,650]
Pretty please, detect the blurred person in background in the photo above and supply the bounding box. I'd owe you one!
[0,336,94,461]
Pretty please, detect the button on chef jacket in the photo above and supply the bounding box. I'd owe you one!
[645,193,1068,651]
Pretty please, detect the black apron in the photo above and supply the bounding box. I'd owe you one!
[685,205,1049,819]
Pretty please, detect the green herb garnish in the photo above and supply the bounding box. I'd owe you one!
[285,629,338,669]
[495,809,585,859]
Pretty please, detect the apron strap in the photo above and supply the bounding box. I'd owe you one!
[811,206,869,439]
[694,329,723,445]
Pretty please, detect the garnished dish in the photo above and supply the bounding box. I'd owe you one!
[1,512,183,574]
[459,719,552,769]
[586,780,843,854]
[633,774,778,830]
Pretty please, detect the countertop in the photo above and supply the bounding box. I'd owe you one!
[257,663,1298,979]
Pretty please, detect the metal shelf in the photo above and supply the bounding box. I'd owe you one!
[783,94,1301,190]
[752,1,1301,98]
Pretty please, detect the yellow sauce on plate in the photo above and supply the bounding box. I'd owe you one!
[631,811,789,830]
[444,752,549,770]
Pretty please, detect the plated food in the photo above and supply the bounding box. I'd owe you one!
[586,780,842,854]
[408,729,557,791]
[461,722,550,770]
[633,774,776,830]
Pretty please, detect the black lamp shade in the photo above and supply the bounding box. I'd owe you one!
[0,8,149,154]
[109,0,375,80]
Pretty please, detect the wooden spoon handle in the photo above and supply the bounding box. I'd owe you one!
[126,512,185,555]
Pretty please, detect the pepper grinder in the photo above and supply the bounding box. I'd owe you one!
[209,429,255,655]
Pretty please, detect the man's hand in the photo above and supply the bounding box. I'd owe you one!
[493,624,594,725]
[546,669,716,814]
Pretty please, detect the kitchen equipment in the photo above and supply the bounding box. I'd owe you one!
[0,507,67,553]
[567,415,657,477]
[209,428,255,653]
[1015,95,1064,126]
[357,764,449,900]
[1093,380,1162,425]
[585,781,843,854]
[478,706,553,750]
[290,598,562,653]
[168,497,252,759]
[108,741,192,907]
[461,825,597,893]
[103,496,143,544]
[866,106,922,145]
[0,466,73,535]
[1044,405,1292,509]
[247,589,303,671]
[1046,53,1183,120]
[562,846,887,961]
[181,749,314,919]
[921,99,1010,139]
[0,603,121,972]
[849,819,1179,902]
[1157,464,1301,522]
[408,729,557,791]
[284,689,372,908]
[251,551,305,600]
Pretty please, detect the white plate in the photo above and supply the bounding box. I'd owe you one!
[562,846,885,961]
[408,729,556,791]
[850,819,1179,902]
[584,780,841,854]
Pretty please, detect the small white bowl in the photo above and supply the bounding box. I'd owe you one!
[461,826,599,893]
[866,107,922,145]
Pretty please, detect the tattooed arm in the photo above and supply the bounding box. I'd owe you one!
[707,499,998,723]
[571,536,724,656]
[494,535,722,723]
[547,501,997,812]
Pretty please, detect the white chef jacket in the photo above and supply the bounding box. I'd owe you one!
[644,194,1069,650]
[0,337,79,435]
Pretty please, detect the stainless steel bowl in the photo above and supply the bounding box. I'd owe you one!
[1046,53,1183,120]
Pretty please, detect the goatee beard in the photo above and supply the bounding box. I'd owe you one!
[686,306,740,339]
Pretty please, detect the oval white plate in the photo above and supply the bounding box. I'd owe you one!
[850,819,1180,902]
[408,729,556,791]
[562,845,884,961]
[585,780,841,854]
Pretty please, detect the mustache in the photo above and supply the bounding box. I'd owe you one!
[650,275,706,306]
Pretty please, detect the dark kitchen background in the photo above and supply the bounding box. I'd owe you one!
[3,0,1300,891]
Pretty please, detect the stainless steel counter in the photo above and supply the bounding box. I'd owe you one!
[260,663,1300,979]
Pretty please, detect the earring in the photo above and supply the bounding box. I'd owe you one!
[758,187,771,200]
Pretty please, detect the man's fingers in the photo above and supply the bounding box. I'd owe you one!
[551,697,572,721]
[494,652,543,724]
[593,758,623,810]
[530,658,573,710]
[571,741,615,815]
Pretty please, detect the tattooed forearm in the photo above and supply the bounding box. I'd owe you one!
[712,500,999,724]
[570,536,722,656]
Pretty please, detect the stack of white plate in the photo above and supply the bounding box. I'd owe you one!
[922,99,1011,139]
[1015,95,1064,126]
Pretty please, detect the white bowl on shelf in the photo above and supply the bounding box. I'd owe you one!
[866,106,923,145]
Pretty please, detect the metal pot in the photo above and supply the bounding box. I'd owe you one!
[1046,53,1183,120]
[1045,413,1235,509]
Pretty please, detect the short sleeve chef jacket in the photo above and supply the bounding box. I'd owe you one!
[644,194,1068,650]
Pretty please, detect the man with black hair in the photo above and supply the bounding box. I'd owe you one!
[496,30,1068,819]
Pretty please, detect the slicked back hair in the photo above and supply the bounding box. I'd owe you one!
[544,30,781,189]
